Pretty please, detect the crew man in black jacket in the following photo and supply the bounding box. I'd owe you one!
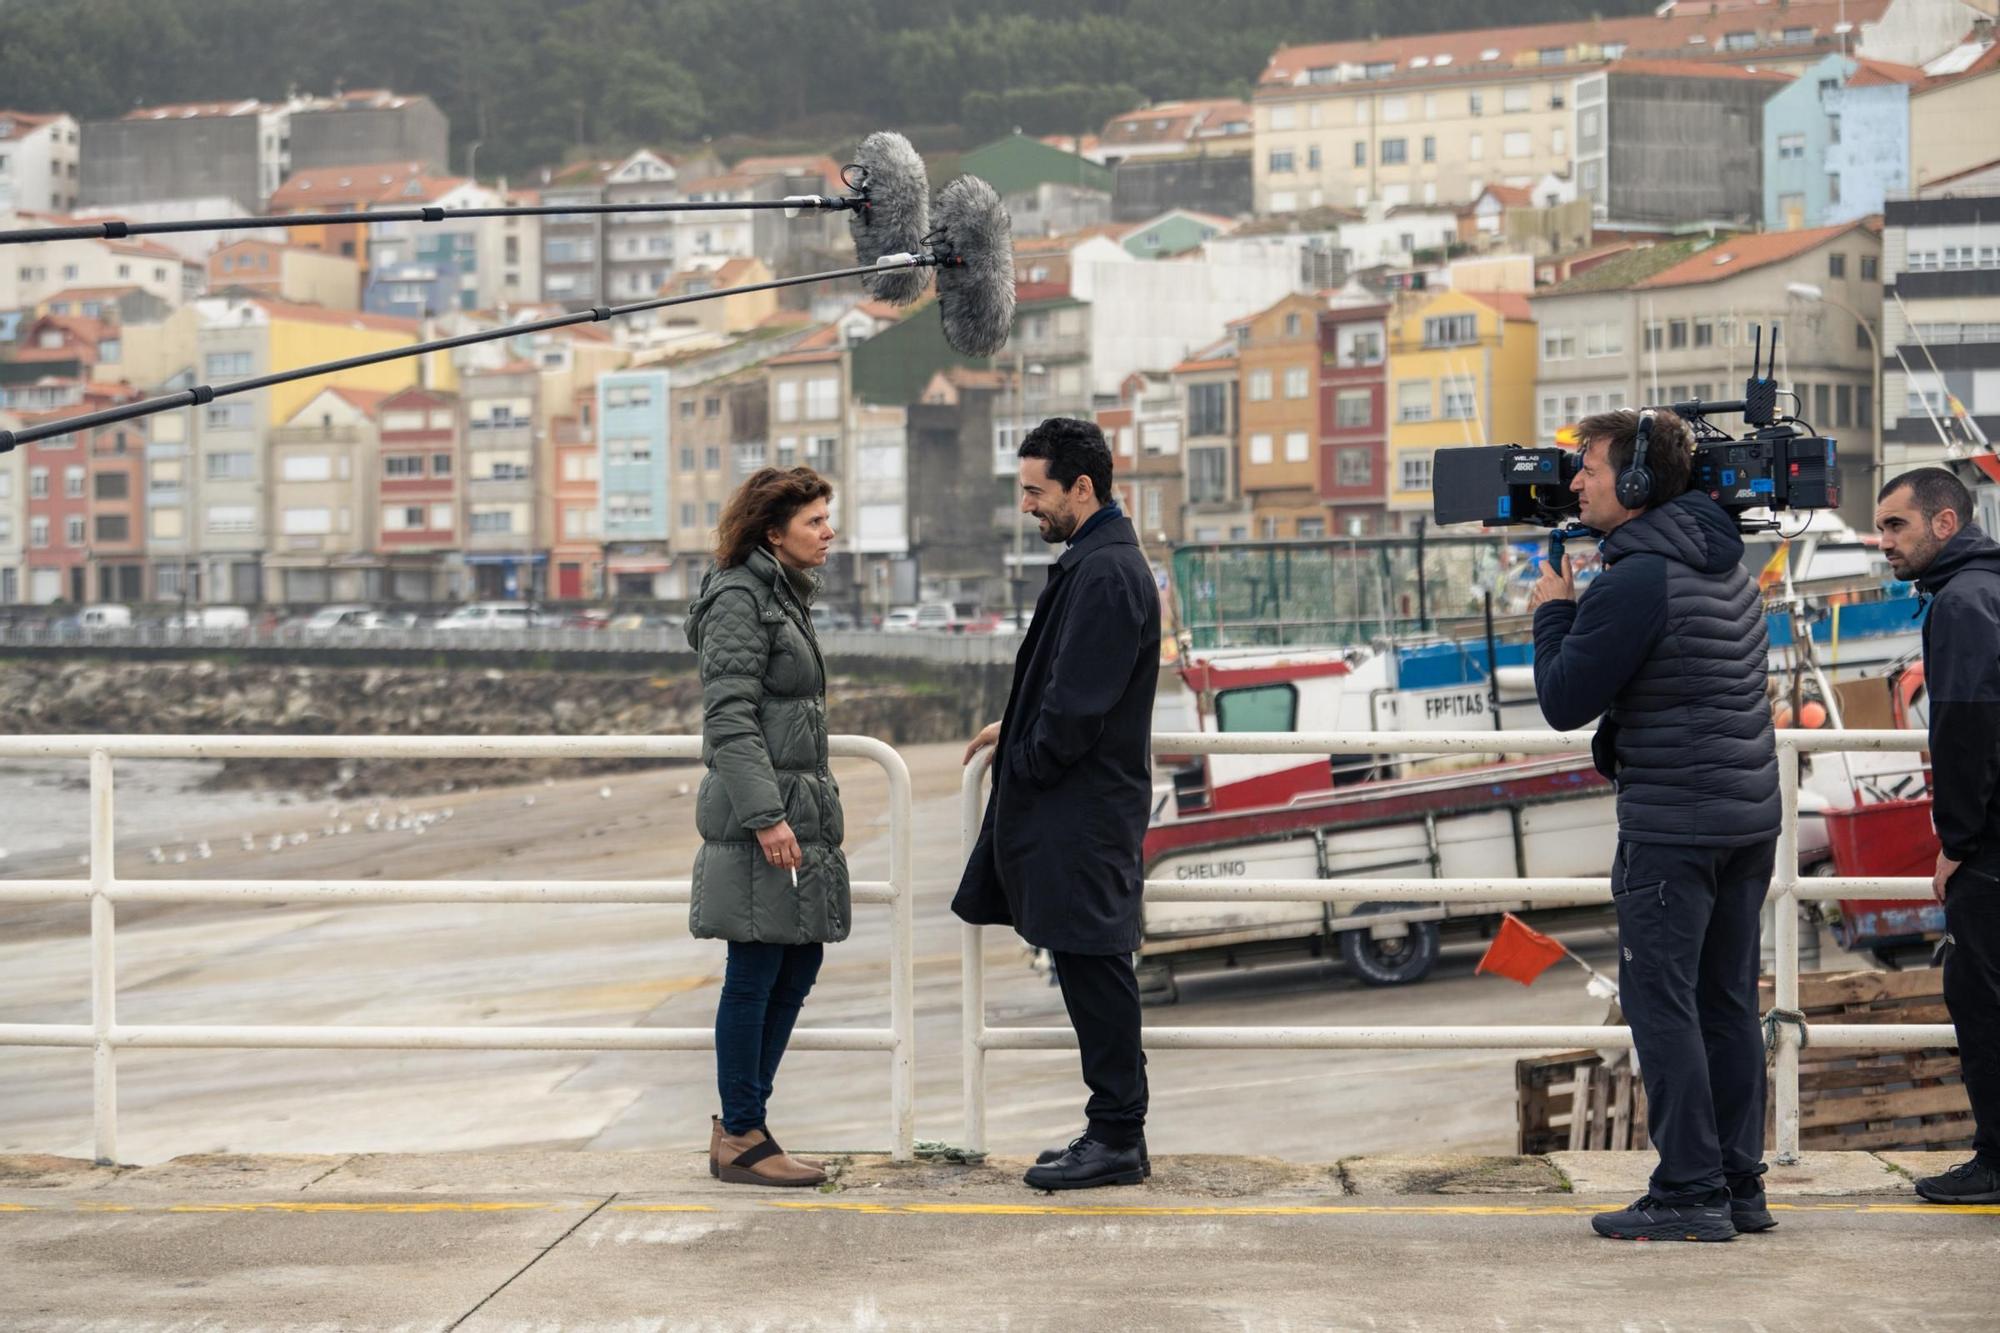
[955,417,1162,1191]
[1875,467,2000,1204]
[1531,409,1777,1242]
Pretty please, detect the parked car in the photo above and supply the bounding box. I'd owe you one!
[167,606,251,630]
[913,602,959,632]
[298,604,376,635]
[882,606,920,632]
[357,610,420,631]
[76,605,132,631]
[433,602,553,631]
[810,605,858,633]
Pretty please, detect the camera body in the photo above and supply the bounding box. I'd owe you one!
[1432,430,1840,529]
[1429,324,1840,533]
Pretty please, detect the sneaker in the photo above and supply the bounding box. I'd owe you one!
[1915,1159,2000,1204]
[1590,1194,1737,1242]
[1729,1185,1777,1233]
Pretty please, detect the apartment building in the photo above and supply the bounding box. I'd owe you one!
[266,386,385,603]
[1385,288,1537,516]
[374,385,462,601]
[1319,301,1390,534]
[550,386,602,601]
[596,368,671,597]
[462,363,544,598]
[1236,293,1330,538]
[1882,183,2000,470]
[1175,340,1249,541]
[0,110,80,212]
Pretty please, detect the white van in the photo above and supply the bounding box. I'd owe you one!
[169,606,251,630]
[77,605,132,631]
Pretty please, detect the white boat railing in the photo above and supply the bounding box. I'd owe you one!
[959,729,1947,1161]
[0,734,916,1165]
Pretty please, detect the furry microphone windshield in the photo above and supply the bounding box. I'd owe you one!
[931,175,1014,359]
[846,131,931,306]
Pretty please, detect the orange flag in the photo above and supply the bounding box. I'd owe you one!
[1476,912,1569,986]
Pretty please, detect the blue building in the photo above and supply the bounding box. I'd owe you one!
[362,260,460,320]
[595,369,673,596]
[1764,53,1915,230]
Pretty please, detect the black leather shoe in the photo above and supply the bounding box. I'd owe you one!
[1037,1134,1151,1178]
[1590,1194,1736,1242]
[1915,1159,2000,1204]
[1023,1137,1145,1191]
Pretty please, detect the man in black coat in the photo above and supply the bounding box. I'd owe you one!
[1875,467,2000,1205]
[954,416,1162,1191]
[1530,409,1777,1243]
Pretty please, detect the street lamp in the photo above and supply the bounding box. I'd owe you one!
[1786,281,1882,481]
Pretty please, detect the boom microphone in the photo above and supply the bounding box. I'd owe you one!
[846,131,930,306]
[930,175,1014,359]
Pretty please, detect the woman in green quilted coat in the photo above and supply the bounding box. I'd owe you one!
[684,466,848,1188]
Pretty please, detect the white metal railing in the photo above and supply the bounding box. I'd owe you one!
[960,729,1952,1161]
[0,734,915,1165]
[0,623,1021,664]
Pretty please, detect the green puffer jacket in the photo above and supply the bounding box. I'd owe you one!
[684,547,850,944]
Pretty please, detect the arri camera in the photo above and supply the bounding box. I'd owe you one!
[1430,324,1840,541]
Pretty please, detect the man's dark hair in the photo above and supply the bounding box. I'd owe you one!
[1574,407,1694,506]
[1018,416,1114,505]
[1878,467,1973,527]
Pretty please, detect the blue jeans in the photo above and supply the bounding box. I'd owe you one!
[715,941,824,1136]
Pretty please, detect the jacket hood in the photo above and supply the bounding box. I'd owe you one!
[684,547,818,650]
[1600,489,1743,576]
[1916,524,2000,594]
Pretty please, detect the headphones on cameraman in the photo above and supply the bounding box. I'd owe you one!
[1614,409,1657,510]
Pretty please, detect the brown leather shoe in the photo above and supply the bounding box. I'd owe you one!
[713,1117,822,1174]
[716,1126,826,1188]
[762,1126,824,1172]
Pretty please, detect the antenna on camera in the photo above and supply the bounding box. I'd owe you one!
[1744,322,1778,428]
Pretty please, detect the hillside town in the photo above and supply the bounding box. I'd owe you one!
[0,0,1995,622]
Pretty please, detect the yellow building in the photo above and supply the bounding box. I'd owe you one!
[260,299,443,424]
[1385,288,1537,515]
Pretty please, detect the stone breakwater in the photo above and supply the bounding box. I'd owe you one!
[0,658,973,796]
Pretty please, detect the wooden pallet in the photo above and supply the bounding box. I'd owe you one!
[1518,970,1970,1154]
[1516,1048,1650,1154]
[1759,968,1972,1154]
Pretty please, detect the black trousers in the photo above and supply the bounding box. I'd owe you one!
[1943,867,2000,1168]
[1051,950,1149,1148]
[1613,837,1774,1206]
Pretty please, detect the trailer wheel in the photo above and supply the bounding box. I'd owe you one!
[1136,959,1180,1007]
[1339,907,1440,986]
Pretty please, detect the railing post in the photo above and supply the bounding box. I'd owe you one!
[1773,738,1803,1163]
[88,748,118,1165]
[961,756,990,1155]
[884,743,916,1163]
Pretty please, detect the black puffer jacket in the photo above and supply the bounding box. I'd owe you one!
[1532,489,1779,847]
[1915,525,2000,866]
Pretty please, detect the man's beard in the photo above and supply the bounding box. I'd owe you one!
[1036,510,1077,544]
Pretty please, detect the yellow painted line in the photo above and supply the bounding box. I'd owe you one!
[164,1201,567,1214]
[0,1204,36,1213]
[768,1200,1609,1217]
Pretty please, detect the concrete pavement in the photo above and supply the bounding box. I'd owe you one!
[3,1149,1997,1331]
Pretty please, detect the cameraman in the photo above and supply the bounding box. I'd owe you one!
[1529,409,1778,1243]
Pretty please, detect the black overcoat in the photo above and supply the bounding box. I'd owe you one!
[951,511,1161,954]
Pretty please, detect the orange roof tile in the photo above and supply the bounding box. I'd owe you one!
[122,99,267,120]
[1480,184,1534,208]
[1846,57,1931,88]
[1634,222,1869,288]
[1259,0,1889,91]
[322,385,394,417]
[0,110,65,140]
[1461,290,1533,321]
[269,161,429,209]
[250,297,421,334]
[39,285,146,305]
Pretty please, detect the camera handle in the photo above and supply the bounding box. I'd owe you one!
[1546,523,1596,569]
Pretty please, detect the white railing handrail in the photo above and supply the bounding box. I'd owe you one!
[0,733,915,1166]
[959,728,1948,1160]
